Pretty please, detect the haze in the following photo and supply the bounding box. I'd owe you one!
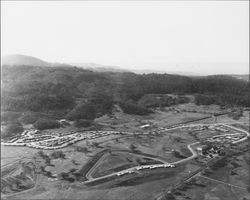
[1,1,249,74]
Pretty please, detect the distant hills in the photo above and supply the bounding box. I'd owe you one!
[1,54,129,73]
[69,62,130,73]
[229,74,249,82]
[1,55,250,126]
[2,54,51,67]
[1,54,249,80]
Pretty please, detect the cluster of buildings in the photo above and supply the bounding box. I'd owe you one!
[180,124,231,133]
[196,146,220,160]
[1,129,131,150]
[183,125,208,131]
[196,131,247,162]
[209,125,229,133]
[207,133,245,144]
[36,136,74,148]
[116,163,175,176]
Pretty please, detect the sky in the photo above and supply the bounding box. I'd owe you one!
[1,1,249,74]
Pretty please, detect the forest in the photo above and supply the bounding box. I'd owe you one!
[1,64,249,123]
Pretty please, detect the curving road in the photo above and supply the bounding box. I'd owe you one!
[83,123,249,183]
[172,142,200,165]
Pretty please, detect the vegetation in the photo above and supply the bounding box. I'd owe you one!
[1,121,24,139]
[37,151,53,166]
[173,150,187,159]
[19,112,53,124]
[74,146,89,153]
[228,107,244,120]
[129,143,138,152]
[2,64,249,123]
[1,111,21,122]
[33,118,61,130]
[73,119,93,128]
[65,103,96,120]
[119,101,152,115]
[50,151,66,159]
[138,94,189,108]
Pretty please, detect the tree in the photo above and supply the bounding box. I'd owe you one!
[92,142,101,148]
[50,150,66,159]
[119,100,152,115]
[74,146,89,154]
[129,143,137,152]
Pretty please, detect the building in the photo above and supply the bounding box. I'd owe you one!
[140,124,151,129]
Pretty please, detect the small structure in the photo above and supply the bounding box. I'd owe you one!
[140,124,151,129]
[196,147,203,155]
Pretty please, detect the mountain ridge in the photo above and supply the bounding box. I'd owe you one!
[1,54,248,79]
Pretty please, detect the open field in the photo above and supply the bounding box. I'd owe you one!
[1,161,37,195]
[91,151,163,178]
[1,105,249,200]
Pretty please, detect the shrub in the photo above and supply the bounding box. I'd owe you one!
[50,151,66,159]
[194,94,216,105]
[73,119,93,128]
[74,146,89,153]
[33,118,60,130]
[138,94,189,108]
[173,150,186,159]
[1,121,24,139]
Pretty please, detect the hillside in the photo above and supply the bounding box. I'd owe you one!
[229,74,249,82]
[1,61,250,140]
[2,54,51,67]
[2,63,249,114]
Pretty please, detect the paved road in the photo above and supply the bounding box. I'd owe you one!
[3,122,249,194]
[223,124,250,142]
[83,123,249,184]
[172,142,200,165]
[86,151,169,180]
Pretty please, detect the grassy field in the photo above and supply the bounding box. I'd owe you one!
[1,105,249,200]
[168,151,250,200]
[91,151,163,178]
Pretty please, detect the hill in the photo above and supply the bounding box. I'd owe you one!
[1,60,250,139]
[70,63,130,73]
[2,54,51,67]
[1,57,249,122]
[228,74,249,82]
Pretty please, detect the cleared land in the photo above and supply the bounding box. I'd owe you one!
[1,105,249,200]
